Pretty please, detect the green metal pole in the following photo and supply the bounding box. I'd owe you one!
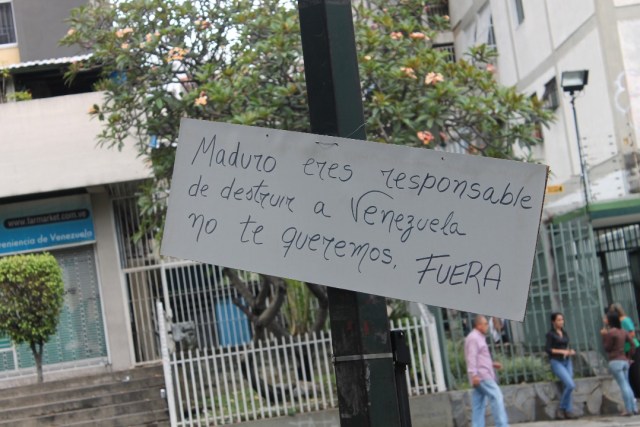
[297,1,402,426]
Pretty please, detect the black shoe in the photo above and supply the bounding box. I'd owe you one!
[565,411,579,419]
[556,409,566,420]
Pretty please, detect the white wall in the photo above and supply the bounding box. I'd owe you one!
[546,0,595,49]
[535,28,622,209]
[618,19,640,145]
[556,29,617,173]
[0,92,149,198]
[509,0,553,79]
[91,189,135,371]
[615,0,640,6]
[489,0,518,86]
[448,0,474,29]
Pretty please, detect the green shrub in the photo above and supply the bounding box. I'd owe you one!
[446,339,552,389]
[0,253,64,383]
[7,90,32,102]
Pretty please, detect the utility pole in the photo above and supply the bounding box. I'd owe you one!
[297,1,403,426]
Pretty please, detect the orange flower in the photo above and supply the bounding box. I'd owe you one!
[409,32,428,40]
[194,91,208,106]
[66,28,76,36]
[145,33,154,43]
[166,47,189,62]
[400,67,417,79]
[115,27,133,38]
[390,31,403,40]
[194,19,211,30]
[486,63,496,73]
[417,131,434,145]
[424,72,444,85]
[363,55,372,61]
[88,105,98,114]
[121,43,130,50]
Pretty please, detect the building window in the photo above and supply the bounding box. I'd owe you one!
[513,0,525,25]
[0,1,16,45]
[542,77,559,111]
[487,16,497,50]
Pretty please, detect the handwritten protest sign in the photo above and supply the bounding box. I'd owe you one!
[161,119,548,321]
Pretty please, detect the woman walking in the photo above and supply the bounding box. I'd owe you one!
[602,312,638,416]
[545,312,578,419]
[611,303,640,397]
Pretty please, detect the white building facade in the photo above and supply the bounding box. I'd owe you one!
[450,0,640,224]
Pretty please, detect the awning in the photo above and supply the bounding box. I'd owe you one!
[1,53,93,71]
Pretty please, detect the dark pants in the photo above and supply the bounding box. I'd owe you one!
[630,350,640,398]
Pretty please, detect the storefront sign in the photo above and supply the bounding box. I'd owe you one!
[0,194,95,255]
[162,119,548,321]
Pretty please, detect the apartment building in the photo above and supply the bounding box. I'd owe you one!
[0,0,150,384]
[446,0,640,335]
[450,0,640,225]
[1,0,263,386]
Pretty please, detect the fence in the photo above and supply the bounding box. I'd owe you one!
[441,216,608,389]
[116,186,608,398]
[157,302,445,426]
[595,224,640,327]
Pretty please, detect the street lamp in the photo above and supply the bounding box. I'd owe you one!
[561,69,590,213]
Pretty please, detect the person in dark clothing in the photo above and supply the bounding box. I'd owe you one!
[601,312,638,416]
[545,312,578,420]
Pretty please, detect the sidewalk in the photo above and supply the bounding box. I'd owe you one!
[512,415,640,427]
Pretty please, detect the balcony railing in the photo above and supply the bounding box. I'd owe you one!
[425,2,449,18]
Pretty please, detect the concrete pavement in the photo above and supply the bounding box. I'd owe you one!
[512,415,640,427]
[237,413,640,427]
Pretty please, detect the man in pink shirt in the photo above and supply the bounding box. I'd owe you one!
[464,315,509,427]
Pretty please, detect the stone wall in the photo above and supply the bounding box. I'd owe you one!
[448,376,624,427]
[238,376,625,427]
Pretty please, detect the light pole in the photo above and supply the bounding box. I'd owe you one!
[561,70,590,214]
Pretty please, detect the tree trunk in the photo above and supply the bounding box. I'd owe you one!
[30,341,44,383]
[223,268,289,341]
[306,282,328,333]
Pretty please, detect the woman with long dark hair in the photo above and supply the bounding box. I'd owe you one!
[602,312,638,416]
[611,303,640,398]
[545,312,578,419]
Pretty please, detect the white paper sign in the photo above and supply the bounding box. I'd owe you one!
[162,119,548,321]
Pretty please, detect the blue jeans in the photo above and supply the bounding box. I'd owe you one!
[550,358,575,412]
[471,379,509,427]
[609,360,638,413]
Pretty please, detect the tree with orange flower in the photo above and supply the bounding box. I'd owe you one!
[62,0,551,338]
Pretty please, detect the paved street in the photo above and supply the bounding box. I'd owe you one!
[238,413,640,427]
[512,415,640,427]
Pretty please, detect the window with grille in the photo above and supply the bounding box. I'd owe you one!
[0,1,16,45]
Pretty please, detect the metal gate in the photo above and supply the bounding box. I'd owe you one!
[523,215,606,374]
[111,184,260,363]
[595,223,640,327]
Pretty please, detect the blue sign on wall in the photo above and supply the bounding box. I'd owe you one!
[0,195,95,255]
[215,298,252,347]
